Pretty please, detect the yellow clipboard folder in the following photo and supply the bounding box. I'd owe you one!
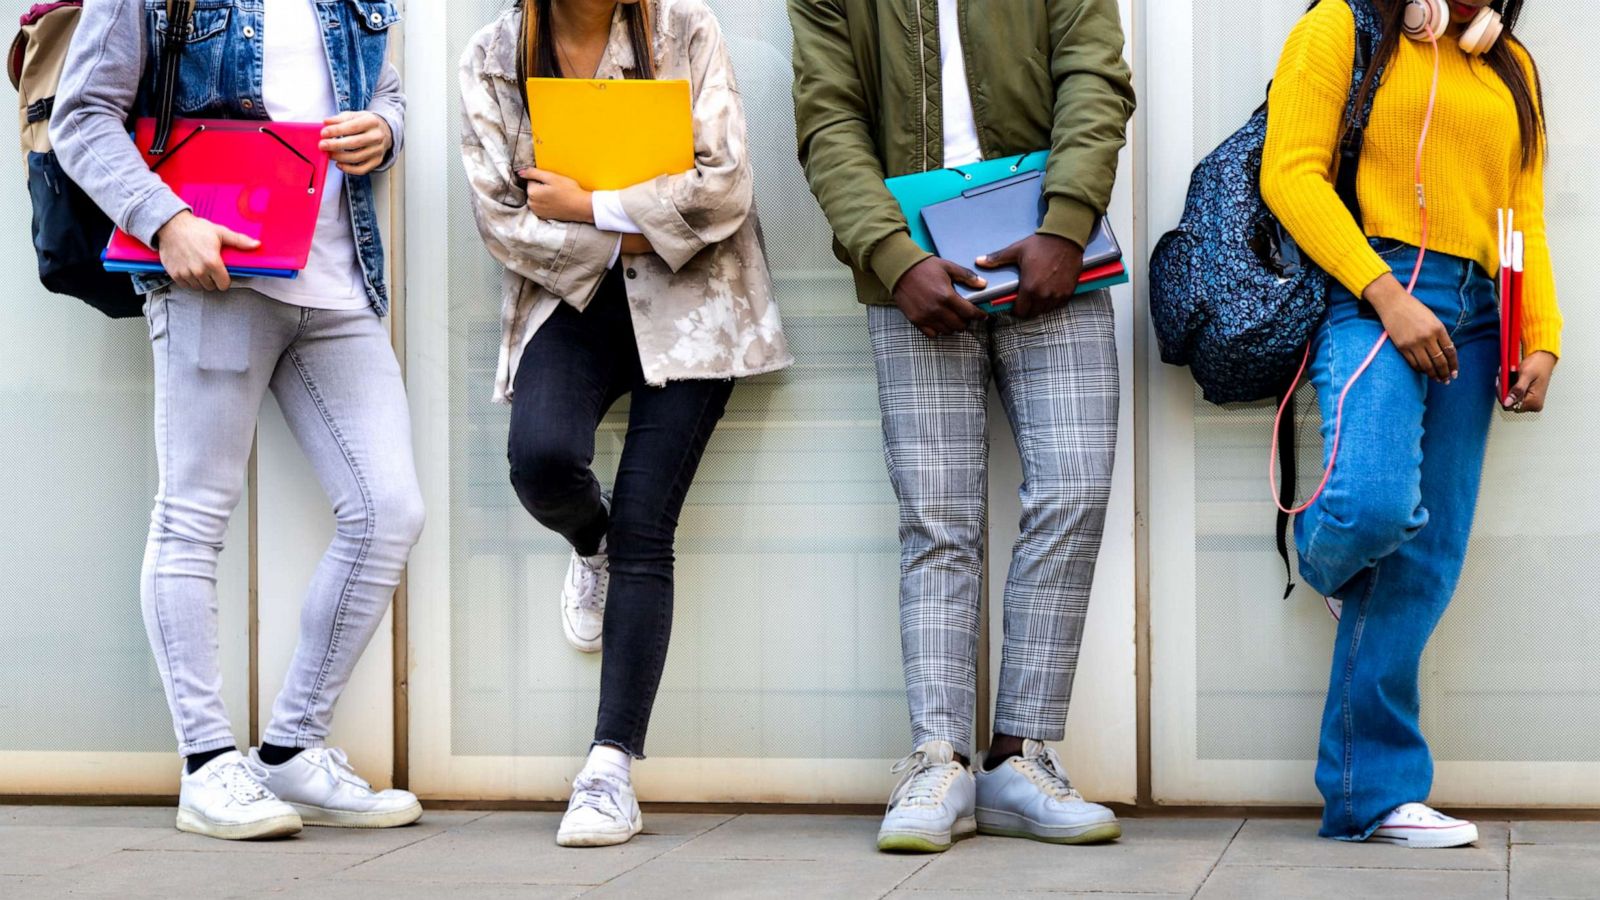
[526,78,696,191]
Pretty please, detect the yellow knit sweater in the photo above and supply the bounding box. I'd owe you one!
[1262,1,1561,356]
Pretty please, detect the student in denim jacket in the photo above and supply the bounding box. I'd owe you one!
[52,0,423,840]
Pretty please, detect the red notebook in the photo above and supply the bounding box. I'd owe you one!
[1500,231,1524,407]
[982,259,1129,311]
[104,118,331,277]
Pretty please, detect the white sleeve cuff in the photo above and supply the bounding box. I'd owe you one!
[592,190,643,235]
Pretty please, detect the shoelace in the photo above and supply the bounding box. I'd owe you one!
[1016,746,1084,804]
[570,554,609,614]
[217,757,273,805]
[1389,802,1451,825]
[569,772,627,819]
[306,748,373,792]
[887,750,955,810]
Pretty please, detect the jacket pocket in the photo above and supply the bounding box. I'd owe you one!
[348,0,399,93]
[149,4,232,113]
[350,0,401,31]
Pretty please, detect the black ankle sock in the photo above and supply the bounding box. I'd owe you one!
[983,749,1021,772]
[256,743,303,766]
[185,746,236,774]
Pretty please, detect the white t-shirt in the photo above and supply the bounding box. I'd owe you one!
[246,0,368,310]
[938,0,983,168]
[596,1,982,251]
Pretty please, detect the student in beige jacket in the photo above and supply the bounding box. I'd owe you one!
[459,0,792,849]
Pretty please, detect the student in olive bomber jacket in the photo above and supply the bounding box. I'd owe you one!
[788,0,1135,855]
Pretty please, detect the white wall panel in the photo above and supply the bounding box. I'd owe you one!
[1146,1,1600,806]
[0,0,246,793]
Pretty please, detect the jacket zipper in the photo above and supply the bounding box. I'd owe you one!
[913,0,929,172]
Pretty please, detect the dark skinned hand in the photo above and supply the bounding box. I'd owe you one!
[892,256,989,339]
[978,233,1084,319]
[1507,350,1557,412]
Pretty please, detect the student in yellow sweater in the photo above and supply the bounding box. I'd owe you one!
[1261,0,1560,848]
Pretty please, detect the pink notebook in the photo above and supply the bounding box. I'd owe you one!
[104,118,331,276]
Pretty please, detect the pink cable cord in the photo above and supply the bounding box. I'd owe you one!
[1272,31,1442,516]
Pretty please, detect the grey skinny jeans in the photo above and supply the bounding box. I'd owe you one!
[142,287,424,757]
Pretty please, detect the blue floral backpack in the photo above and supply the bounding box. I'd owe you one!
[1148,0,1387,404]
[1147,0,1387,594]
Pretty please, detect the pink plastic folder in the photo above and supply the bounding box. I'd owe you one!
[104,118,331,276]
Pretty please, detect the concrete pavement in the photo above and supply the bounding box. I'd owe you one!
[3,806,1595,898]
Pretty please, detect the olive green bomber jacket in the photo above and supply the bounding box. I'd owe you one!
[788,0,1136,305]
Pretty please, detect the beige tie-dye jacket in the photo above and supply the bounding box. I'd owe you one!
[460,1,793,403]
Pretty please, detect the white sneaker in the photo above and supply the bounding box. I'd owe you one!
[877,740,977,853]
[251,747,422,829]
[562,538,609,653]
[176,751,302,841]
[975,740,1121,844]
[1370,802,1479,848]
[557,770,642,847]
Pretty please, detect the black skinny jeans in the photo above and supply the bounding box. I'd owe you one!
[508,267,733,758]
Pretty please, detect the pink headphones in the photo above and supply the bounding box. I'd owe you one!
[1403,0,1505,54]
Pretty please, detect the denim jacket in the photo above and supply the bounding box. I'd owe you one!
[51,0,406,313]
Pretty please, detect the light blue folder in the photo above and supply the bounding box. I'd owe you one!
[884,151,1050,253]
[102,256,300,280]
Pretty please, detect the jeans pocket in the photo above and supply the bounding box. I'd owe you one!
[1370,237,1413,261]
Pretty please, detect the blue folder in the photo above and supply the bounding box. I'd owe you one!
[884,151,1051,253]
[102,252,300,280]
[920,171,1124,306]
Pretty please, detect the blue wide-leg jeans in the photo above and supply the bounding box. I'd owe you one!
[1293,239,1500,840]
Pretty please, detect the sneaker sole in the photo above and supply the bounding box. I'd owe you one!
[557,813,643,847]
[176,808,302,841]
[288,800,424,829]
[561,614,603,654]
[1370,824,1479,849]
[976,811,1122,845]
[877,816,977,853]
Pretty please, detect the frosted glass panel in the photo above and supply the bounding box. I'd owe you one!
[441,1,907,760]
[1191,5,1600,764]
[0,78,247,758]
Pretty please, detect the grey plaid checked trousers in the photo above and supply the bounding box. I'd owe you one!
[869,293,1118,759]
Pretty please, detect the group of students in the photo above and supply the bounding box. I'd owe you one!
[46,0,1559,854]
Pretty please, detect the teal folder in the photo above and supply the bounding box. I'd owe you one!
[884,151,1050,253]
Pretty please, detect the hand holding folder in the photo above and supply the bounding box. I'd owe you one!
[920,172,1126,310]
[103,118,332,278]
[886,153,1127,316]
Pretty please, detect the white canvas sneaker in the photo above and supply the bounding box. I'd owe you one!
[251,747,422,829]
[557,770,643,847]
[975,740,1121,844]
[877,740,977,853]
[176,751,302,841]
[561,539,609,653]
[1370,803,1479,848]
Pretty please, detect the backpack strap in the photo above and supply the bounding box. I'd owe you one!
[1333,0,1386,220]
[1275,386,1300,600]
[150,0,194,155]
[1275,0,1388,600]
